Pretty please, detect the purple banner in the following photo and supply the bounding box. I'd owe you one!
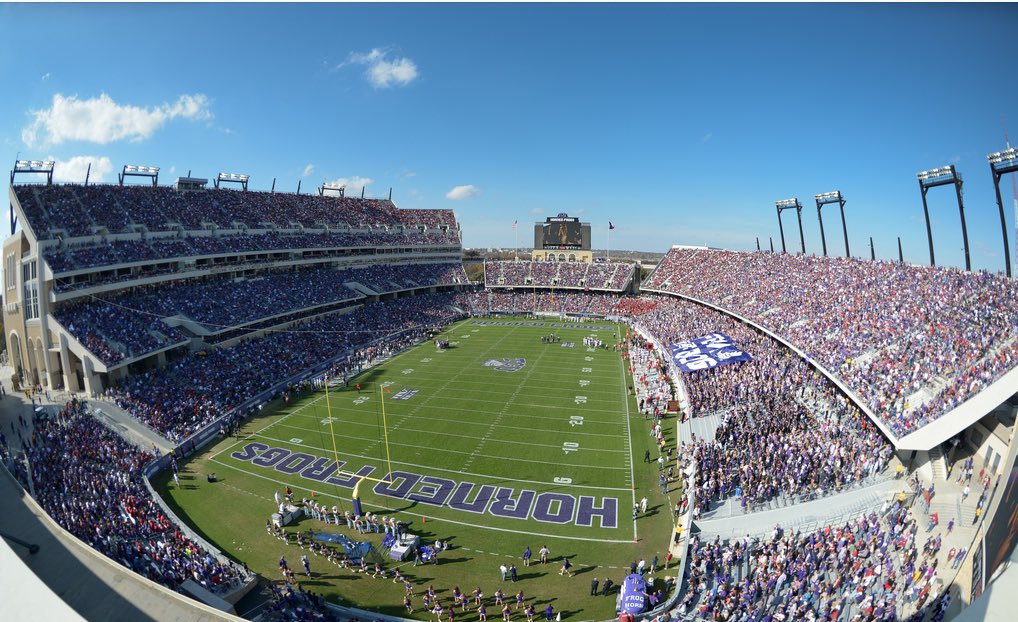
[618,573,647,614]
[669,332,752,372]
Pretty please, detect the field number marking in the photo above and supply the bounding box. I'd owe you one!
[381,381,394,388]
[574,396,587,405]
[420,358,432,363]
[289,438,303,444]
[563,441,580,454]
[553,477,573,484]
[402,369,414,375]
[581,367,592,373]
[321,417,337,425]
[578,380,590,387]
[353,397,370,405]
[569,416,584,427]
[584,356,593,362]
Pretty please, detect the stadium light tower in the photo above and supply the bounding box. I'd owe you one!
[9,160,55,234]
[814,191,849,258]
[215,172,250,191]
[319,182,345,197]
[120,164,159,187]
[917,165,969,271]
[775,198,805,254]
[988,147,1017,277]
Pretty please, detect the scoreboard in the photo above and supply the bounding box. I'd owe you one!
[535,214,591,251]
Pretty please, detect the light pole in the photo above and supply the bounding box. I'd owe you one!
[775,198,805,254]
[988,147,1017,277]
[815,191,849,258]
[917,165,969,270]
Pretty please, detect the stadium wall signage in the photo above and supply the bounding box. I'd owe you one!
[668,332,752,372]
[231,442,618,528]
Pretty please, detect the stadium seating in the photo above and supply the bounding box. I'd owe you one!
[23,399,249,595]
[680,501,944,621]
[623,295,892,507]
[643,248,1018,437]
[103,293,463,441]
[14,184,460,238]
[52,263,467,366]
[483,260,634,292]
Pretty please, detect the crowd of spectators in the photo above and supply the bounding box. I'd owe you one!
[57,302,187,364]
[103,293,463,441]
[484,260,634,292]
[621,295,892,508]
[53,263,467,365]
[475,290,626,315]
[44,228,460,274]
[681,499,945,622]
[643,248,1018,437]
[15,183,461,241]
[22,399,250,595]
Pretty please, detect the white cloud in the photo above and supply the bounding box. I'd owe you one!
[49,155,114,183]
[343,48,419,88]
[41,72,51,81]
[22,92,212,147]
[328,176,374,194]
[302,163,315,177]
[446,184,480,201]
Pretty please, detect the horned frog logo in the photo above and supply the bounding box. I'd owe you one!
[483,358,527,372]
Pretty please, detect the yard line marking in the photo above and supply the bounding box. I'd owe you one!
[619,324,638,542]
[254,432,628,471]
[209,392,330,462]
[462,331,555,471]
[239,433,632,489]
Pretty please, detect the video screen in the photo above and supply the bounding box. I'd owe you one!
[543,220,583,249]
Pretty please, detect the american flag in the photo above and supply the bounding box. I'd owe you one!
[609,221,616,230]
[512,220,517,230]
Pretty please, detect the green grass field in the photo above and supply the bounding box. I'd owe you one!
[156,318,681,620]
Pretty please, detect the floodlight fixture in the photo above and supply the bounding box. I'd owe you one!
[988,147,1018,168]
[814,190,850,258]
[774,197,805,254]
[988,148,1017,277]
[215,172,250,190]
[120,164,160,186]
[319,182,346,197]
[917,166,958,184]
[11,159,55,186]
[917,163,969,271]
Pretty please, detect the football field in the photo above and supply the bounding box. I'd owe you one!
[158,317,678,618]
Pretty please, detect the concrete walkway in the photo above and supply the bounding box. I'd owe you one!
[692,476,911,540]
[87,398,176,454]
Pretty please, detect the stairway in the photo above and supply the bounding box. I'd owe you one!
[929,445,948,481]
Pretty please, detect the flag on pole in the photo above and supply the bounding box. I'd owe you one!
[609,221,616,230]
[512,220,518,230]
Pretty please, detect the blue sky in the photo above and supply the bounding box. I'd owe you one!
[2,3,1017,271]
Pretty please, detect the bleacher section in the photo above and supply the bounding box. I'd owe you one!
[483,259,634,292]
[643,247,1018,441]
[14,184,458,240]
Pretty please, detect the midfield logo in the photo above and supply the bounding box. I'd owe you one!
[483,358,527,372]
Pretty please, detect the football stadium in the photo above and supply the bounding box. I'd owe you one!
[2,4,1018,622]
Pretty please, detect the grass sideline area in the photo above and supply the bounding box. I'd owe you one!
[156,318,683,620]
